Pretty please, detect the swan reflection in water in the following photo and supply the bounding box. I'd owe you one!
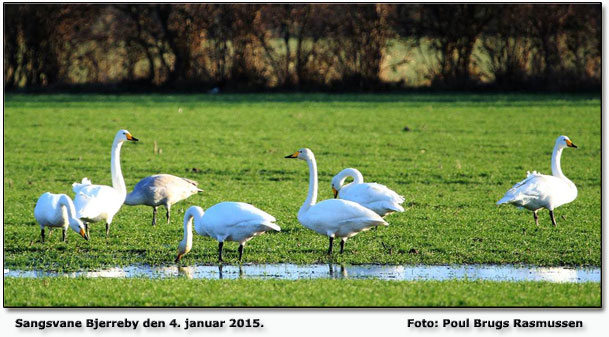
[178,266,193,279]
[328,264,348,279]
[217,264,244,280]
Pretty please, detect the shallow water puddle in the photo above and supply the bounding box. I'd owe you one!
[4,264,599,283]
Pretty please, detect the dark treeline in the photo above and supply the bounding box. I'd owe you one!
[3,4,601,92]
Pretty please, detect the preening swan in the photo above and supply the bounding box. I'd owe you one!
[34,192,89,242]
[331,168,405,217]
[73,129,138,237]
[176,202,280,262]
[285,148,388,254]
[497,135,578,226]
[125,174,203,226]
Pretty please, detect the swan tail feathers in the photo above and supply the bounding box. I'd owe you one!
[378,219,389,227]
[262,222,281,232]
[527,170,541,178]
[72,177,92,194]
[497,194,515,205]
[179,177,203,193]
[386,202,405,213]
[181,177,199,187]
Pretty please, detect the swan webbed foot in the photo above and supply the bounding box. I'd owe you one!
[549,210,557,227]
[327,237,334,255]
[533,210,539,226]
[238,244,244,261]
[152,206,157,226]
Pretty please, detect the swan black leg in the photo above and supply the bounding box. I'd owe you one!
[105,223,110,238]
[533,210,539,226]
[238,244,244,261]
[328,237,334,255]
[41,228,45,243]
[152,206,157,226]
[62,228,67,242]
[340,239,345,254]
[218,242,224,262]
[549,210,557,227]
[166,205,171,224]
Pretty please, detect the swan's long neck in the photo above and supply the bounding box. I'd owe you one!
[110,138,126,196]
[58,195,77,221]
[300,155,318,215]
[551,144,566,180]
[184,206,206,236]
[339,168,364,187]
[182,211,194,246]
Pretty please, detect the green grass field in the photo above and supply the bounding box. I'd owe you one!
[4,278,600,307]
[3,93,601,306]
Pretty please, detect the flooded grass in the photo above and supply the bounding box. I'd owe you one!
[4,263,600,283]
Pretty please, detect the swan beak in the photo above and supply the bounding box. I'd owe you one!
[126,133,139,142]
[566,140,578,148]
[285,152,299,159]
[80,228,89,241]
[332,187,338,198]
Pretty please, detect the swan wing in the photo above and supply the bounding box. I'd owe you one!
[126,174,202,206]
[341,183,405,213]
[74,184,123,221]
[34,192,64,226]
[205,202,277,226]
[497,172,566,209]
[202,202,279,241]
[300,199,387,237]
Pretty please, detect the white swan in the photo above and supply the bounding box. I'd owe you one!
[331,168,405,217]
[34,192,89,242]
[497,135,578,226]
[285,148,388,254]
[73,129,138,237]
[125,174,203,226]
[176,202,280,262]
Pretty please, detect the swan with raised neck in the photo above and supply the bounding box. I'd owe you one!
[72,129,138,237]
[285,148,388,254]
[497,135,578,226]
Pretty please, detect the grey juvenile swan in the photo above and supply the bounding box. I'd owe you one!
[125,174,203,225]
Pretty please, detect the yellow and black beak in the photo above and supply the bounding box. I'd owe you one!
[80,228,89,241]
[126,133,139,142]
[285,152,299,159]
[332,187,338,198]
[566,139,578,148]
